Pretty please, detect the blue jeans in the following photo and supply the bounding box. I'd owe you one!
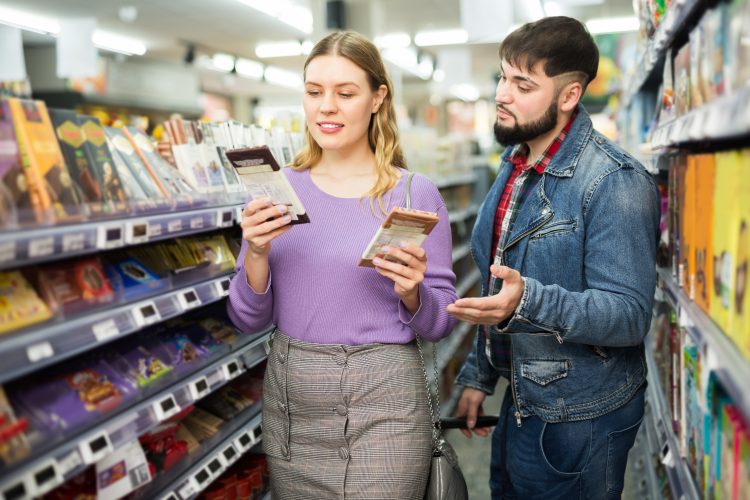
[490,383,645,499]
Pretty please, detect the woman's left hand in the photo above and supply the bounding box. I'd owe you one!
[373,243,427,313]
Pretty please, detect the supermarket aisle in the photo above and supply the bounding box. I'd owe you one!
[449,378,640,499]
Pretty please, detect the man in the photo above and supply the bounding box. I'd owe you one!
[447,16,660,499]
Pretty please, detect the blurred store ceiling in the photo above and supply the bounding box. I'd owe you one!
[1,0,637,102]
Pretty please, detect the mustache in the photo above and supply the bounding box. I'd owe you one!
[496,105,515,120]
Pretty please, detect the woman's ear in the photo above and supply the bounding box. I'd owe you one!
[372,84,388,113]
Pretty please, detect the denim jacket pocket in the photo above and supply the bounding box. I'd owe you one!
[520,359,569,386]
[529,219,577,240]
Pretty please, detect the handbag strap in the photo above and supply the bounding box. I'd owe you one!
[402,172,444,448]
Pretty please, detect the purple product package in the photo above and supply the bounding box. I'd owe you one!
[108,342,173,388]
[0,100,35,226]
[11,359,135,435]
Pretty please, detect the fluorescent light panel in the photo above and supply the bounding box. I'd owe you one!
[235,57,264,79]
[256,41,303,58]
[414,29,468,47]
[264,66,303,88]
[212,53,236,72]
[0,7,146,55]
[374,32,411,49]
[586,16,639,34]
[235,0,312,34]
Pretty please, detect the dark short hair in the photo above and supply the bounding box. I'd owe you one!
[499,16,599,87]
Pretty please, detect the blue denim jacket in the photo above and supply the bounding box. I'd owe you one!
[455,106,660,422]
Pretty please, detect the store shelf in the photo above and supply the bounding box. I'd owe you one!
[144,405,263,500]
[452,242,471,264]
[656,268,750,423]
[456,269,480,298]
[0,330,271,500]
[0,204,241,271]
[0,270,236,385]
[437,322,474,375]
[432,172,478,189]
[622,0,707,106]
[651,88,750,147]
[644,344,701,500]
[638,406,666,500]
[447,204,479,224]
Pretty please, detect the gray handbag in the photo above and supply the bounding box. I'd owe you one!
[403,172,469,500]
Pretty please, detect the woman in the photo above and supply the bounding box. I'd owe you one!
[227,30,457,499]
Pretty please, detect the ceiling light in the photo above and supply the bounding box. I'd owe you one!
[585,16,639,34]
[0,7,146,56]
[212,53,236,72]
[235,57,264,79]
[236,0,312,34]
[301,40,314,55]
[414,29,468,47]
[0,6,60,35]
[256,41,303,58]
[432,69,445,83]
[92,30,146,56]
[374,32,411,49]
[382,47,418,73]
[264,66,303,88]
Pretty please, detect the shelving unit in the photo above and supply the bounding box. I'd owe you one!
[0,330,271,500]
[645,344,701,500]
[0,203,242,271]
[143,407,263,499]
[656,268,750,423]
[0,271,235,384]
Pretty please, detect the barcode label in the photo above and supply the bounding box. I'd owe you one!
[29,237,54,257]
[62,233,86,253]
[190,217,203,229]
[168,219,182,232]
[0,241,15,263]
[129,463,151,488]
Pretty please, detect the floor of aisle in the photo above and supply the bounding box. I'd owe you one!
[450,379,640,499]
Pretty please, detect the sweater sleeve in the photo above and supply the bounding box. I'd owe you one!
[398,176,459,341]
[226,240,275,334]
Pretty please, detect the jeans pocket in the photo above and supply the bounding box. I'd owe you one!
[540,419,591,476]
[605,416,643,494]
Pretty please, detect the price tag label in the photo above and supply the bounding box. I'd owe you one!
[79,430,113,464]
[159,493,179,500]
[177,288,201,311]
[234,432,254,452]
[219,444,239,466]
[1,478,29,500]
[62,233,86,253]
[57,449,83,476]
[132,301,161,327]
[0,241,16,264]
[188,468,211,493]
[188,376,211,401]
[96,224,124,250]
[167,219,183,233]
[28,236,54,258]
[217,209,234,227]
[263,340,272,355]
[178,483,195,499]
[213,278,231,297]
[27,342,54,363]
[190,217,204,230]
[92,319,120,342]
[221,359,242,381]
[153,394,180,422]
[149,223,163,238]
[30,459,62,496]
[235,206,243,222]
[125,220,150,244]
[206,457,224,477]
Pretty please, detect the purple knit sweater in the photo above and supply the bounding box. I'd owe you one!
[227,168,458,345]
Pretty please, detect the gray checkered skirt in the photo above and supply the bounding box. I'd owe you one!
[262,330,433,499]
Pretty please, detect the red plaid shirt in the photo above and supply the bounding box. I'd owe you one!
[485,109,577,370]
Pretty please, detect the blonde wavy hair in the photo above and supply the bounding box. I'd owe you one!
[291,30,407,214]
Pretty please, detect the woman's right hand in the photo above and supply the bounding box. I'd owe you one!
[241,198,293,259]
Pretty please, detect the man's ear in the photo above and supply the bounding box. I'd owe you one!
[559,81,583,112]
[372,84,388,113]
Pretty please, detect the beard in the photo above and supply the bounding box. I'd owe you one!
[493,98,558,146]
